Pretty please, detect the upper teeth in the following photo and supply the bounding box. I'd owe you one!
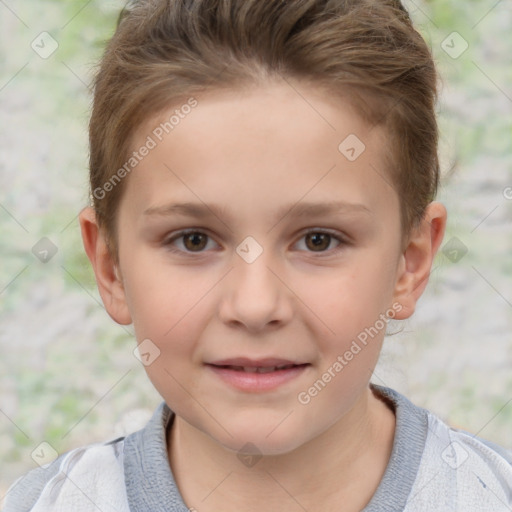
[230,365,295,373]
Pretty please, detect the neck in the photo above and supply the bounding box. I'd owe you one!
[168,386,395,512]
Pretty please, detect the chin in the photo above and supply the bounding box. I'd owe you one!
[210,420,309,458]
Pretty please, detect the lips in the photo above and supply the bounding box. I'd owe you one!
[219,364,299,373]
[207,357,309,372]
[206,358,310,392]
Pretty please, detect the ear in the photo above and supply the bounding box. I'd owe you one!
[392,201,447,319]
[79,206,132,325]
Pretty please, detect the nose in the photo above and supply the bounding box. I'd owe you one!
[217,247,293,333]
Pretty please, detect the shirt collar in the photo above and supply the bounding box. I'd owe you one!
[123,385,428,511]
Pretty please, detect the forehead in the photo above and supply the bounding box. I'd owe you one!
[121,80,397,223]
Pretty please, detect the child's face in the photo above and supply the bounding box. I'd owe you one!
[103,80,412,454]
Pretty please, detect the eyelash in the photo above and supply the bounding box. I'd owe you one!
[162,228,349,256]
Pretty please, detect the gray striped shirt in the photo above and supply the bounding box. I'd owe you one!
[4,385,512,511]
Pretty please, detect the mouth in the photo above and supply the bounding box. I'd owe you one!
[205,358,311,392]
[210,363,307,373]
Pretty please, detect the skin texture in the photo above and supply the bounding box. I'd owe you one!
[80,79,446,511]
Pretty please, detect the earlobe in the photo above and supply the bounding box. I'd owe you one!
[79,207,132,325]
[392,202,447,320]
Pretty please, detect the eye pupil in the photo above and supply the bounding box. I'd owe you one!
[306,233,330,251]
[184,232,207,251]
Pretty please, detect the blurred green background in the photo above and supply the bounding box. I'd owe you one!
[1,0,511,497]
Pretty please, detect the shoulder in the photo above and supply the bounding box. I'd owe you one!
[3,437,128,512]
[411,407,512,510]
[424,409,512,474]
[371,385,512,511]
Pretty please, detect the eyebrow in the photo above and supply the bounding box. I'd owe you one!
[143,200,373,225]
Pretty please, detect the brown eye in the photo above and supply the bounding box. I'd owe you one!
[183,232,208,251]
[305,232,332,251]
[164,229,218,255]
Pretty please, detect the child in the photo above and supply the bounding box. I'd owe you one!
[5,0,512,510]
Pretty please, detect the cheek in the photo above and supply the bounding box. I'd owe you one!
[131,295,209,408]
[299,259,398,369]
[354,246,400,300]
[123,257,218,353]
[129,286,207,351]
[310,257,396,322]
[122,249,212,335]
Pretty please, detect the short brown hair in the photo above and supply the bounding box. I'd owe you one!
[89,0,439,260]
